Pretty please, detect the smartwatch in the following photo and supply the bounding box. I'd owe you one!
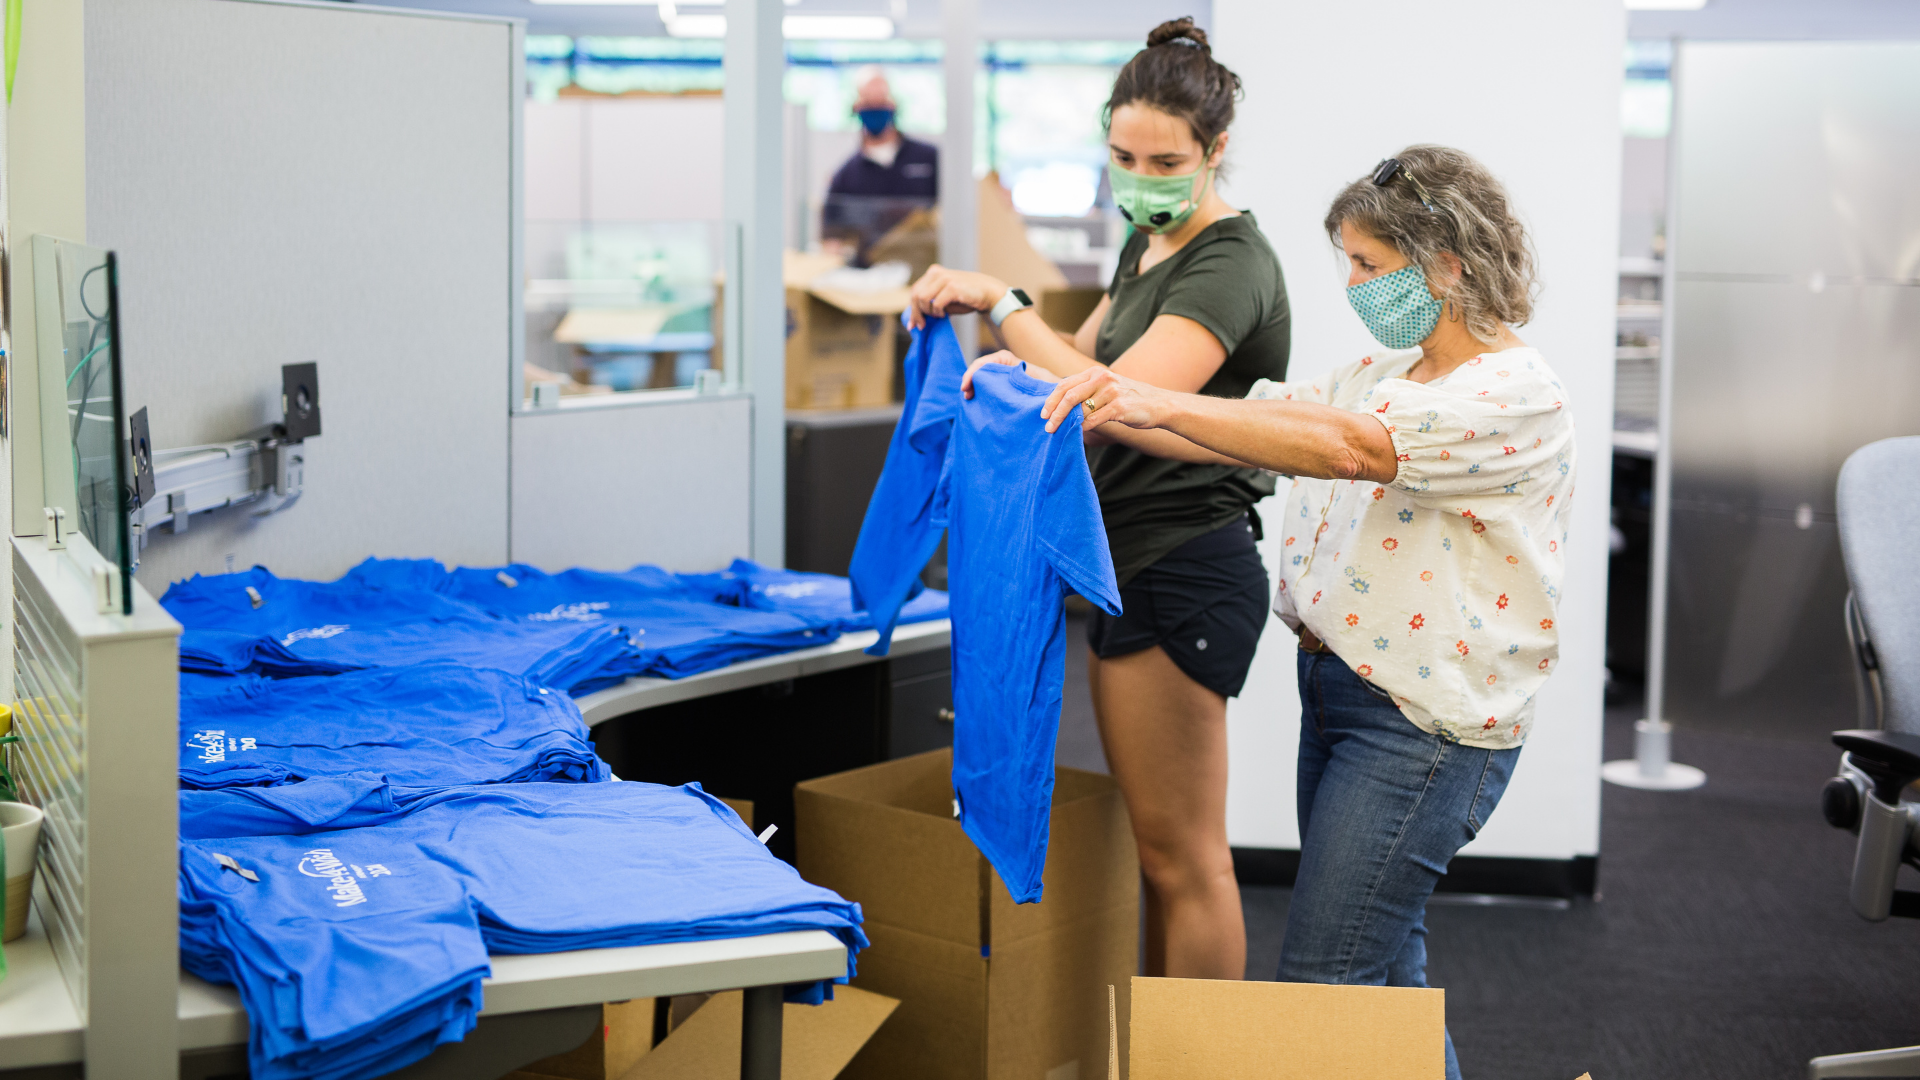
[988,287,1034,327]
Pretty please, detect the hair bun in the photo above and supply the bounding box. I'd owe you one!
[1146,17,1209,51]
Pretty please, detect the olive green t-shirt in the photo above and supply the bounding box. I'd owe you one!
[1092,212,1291,587]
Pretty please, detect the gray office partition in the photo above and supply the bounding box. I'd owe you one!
[509,393,752,572]
[1661,43,1920,733]
[82,0,519,587]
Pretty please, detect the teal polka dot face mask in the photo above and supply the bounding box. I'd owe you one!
[1347,264,1442,349]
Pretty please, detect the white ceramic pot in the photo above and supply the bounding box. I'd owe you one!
[0,802,45,943]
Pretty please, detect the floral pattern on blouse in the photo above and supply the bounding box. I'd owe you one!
[1251,346,1576,749]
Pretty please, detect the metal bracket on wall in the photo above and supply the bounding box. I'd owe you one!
[126,363,322,561]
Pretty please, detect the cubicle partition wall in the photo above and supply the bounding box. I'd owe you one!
[1211,0,1621,893]
[77,0,519,586]
[1659,43,1920,737]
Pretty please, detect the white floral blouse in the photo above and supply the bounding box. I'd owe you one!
[1250,346,1577,749]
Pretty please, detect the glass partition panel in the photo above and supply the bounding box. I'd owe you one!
[524,219,722,398]
[31,235,133,614]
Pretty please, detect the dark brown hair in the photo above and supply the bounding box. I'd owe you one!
[1104,17,1243,151]
[1324,145,1539,342]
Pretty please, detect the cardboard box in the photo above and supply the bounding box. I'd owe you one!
[628,985,899,1080]
[977,173,1071,299]
[508,997,660,1080]
[1035,286,1106,337]
[782,250,909,411]
[795,749,1139,1080]
[507,986,895,1080]
[1125,977,1444,1080]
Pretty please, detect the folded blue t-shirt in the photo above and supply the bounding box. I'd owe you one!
[164,566,638,694]
[162,565,484,635]
[684,559,948,636]
[428,564,838,680]
[179,663,609,792]
[181,781,868,1079]
[848,315,969,655]
[942,364,1121,904]
[180,833,488,1080]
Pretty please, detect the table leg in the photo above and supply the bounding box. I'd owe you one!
[740,984,784,1080]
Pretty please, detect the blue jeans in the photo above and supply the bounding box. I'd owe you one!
[1279,649,1521,1080]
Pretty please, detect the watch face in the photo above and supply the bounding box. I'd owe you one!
[1011,289,1032,305]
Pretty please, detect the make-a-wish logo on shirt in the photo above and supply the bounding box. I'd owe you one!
[298,848,390,908]
[187,729,257,764]
[528,601,612,622]
[281,624,349,646]
[760,582,827,599]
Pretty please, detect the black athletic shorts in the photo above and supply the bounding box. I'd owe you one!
[1085,514,1271,698]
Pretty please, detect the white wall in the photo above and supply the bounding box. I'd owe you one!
[526,97,728,224]
[1212,0,1623,861]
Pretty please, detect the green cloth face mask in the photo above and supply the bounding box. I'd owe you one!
[1107,142,1215,235]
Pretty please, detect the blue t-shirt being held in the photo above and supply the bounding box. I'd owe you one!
[942,363,1120,904]
[848,315,969,654]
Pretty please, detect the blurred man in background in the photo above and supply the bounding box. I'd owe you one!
[823,68,939,265]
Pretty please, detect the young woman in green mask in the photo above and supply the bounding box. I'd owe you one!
[910,16,1290,983]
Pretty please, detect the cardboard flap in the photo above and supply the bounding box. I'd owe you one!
[553,306,677,346]
[796,751,985,947]
[622,985,898,1080]
[807,284,912,316]
[977,173,1069,293]
[1129,977,1445,1080]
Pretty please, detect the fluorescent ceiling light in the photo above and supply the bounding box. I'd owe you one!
[664,13,894,38]
[1624,0,1708,9]
[667,13,727,35]
[783,15,893,38]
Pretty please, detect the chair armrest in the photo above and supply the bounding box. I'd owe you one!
[1833,729,1920,803]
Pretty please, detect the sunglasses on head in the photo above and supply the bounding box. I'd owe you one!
[1370,158,1442,215]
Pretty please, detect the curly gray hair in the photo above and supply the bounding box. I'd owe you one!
[1324,145,1538,344]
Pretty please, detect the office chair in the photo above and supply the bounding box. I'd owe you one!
[1812,436,1920,1079]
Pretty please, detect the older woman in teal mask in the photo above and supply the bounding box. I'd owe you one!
[912,17,1291,985]
[1029,145,1573,1080]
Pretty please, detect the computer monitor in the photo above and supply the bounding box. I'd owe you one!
[31,235,133,614]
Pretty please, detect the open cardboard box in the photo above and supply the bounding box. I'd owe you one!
[796,749,1138,1080]
[506,986,895,1080]
[1115,978,1594,1080]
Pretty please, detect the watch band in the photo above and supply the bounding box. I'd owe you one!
[988,288,1033,327]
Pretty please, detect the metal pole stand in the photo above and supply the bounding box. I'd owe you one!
[1602,718,1706,790]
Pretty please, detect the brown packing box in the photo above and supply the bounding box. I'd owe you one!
[1035,286,1106,336]
[1124,977,1445,1080]
[506,986,895,1080]
[795,749,1139,1080]
[505,997,660,1080]
[783,250,908,411]
[626,985,899,1080]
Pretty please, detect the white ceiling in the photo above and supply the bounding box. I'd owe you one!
[334,0,1920,42]
[340,0,1213,40]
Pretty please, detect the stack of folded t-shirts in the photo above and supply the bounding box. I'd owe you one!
[164,567,636,695]
[180,782,867,1080]
[679,558,949,636]
[344,558,844,684]
[177,663,609,791]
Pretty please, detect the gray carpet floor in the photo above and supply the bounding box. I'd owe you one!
[1054,613,1920,1080]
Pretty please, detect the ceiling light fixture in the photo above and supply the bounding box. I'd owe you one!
[663,13,893,38]
[1623,0,1708,10]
